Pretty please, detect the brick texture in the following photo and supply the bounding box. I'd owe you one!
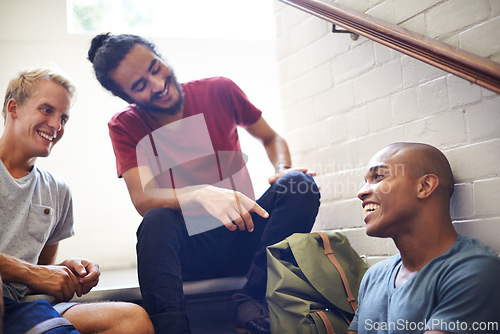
[275,0,500,260]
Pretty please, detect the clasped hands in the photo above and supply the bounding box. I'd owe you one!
[29,258,100,303]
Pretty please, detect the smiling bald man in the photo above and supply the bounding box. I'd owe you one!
[349,142,500,334]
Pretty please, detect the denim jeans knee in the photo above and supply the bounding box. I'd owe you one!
[138,208,187,240]
[272,171,320,200]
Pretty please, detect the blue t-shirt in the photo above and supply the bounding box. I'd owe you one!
[349,236,500,334]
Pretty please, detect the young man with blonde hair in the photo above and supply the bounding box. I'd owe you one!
[0,68,154,333]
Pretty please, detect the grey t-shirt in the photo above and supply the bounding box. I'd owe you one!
[349,236,500,334]
[0,160,74,300]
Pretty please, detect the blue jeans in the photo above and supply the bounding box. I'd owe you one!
[136,171,320,333]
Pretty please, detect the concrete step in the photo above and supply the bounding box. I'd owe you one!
[22,268,246,333]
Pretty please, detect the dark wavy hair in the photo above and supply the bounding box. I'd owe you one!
[88,33,161,103]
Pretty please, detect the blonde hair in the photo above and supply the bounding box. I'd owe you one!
[2,68,76,122]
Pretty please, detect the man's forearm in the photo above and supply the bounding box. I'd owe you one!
[263,134,292,172]
[132,189,180,217]
[0,253,34,286]
[136,184,213,216]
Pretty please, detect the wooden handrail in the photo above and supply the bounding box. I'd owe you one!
[280,0,500,94]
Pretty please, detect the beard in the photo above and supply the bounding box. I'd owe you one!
[135,72,185,115]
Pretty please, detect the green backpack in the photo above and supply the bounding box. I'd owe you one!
[266,232,368,334]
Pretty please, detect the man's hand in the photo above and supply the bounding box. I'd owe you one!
[60,258,100,295]
[268,167,317,184]
[181,185,269,232]
[26,265,82,303]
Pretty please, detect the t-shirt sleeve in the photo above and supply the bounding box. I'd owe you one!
[109,114,142,178]
[217,77,262,128]
[349,308,360,332]
[348,265,371,332]
[427,255,500,333]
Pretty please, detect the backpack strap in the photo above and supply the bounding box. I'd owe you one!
[316,232,359,312]
[316,310,335,334]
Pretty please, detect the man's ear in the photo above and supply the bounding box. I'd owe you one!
[417,174,439,199]
[6,98,19,119]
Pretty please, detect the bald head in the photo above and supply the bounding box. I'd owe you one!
[373,142,455,198]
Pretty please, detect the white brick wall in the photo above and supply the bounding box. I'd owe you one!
[459,16,500,58]
[425,0,491,39]
[274,0,500,260]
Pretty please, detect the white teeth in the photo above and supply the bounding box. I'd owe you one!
[364,203,379,213]
[38,131,54,142]
[158,85,169,97]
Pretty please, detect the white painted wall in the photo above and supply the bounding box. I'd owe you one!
[0,0,281,269]
[274,0,500,263]
[1,0,498,271]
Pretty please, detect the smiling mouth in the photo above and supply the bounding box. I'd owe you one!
[154,78,171,100]
[37,130,55,142]
[363,203,380,213]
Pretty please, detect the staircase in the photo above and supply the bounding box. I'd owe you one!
[22,268,246,333]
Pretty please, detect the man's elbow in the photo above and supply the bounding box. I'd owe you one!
[130,197,149,217]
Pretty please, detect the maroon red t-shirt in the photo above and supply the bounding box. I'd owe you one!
[108,76,262,198]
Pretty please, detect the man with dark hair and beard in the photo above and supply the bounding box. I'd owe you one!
[87,33,320,334]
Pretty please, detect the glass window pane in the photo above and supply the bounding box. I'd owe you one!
[67,0,275,40]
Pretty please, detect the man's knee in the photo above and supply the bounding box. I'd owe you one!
[274,171,320,202]
[64,301,154,334]
[142,208,181,227]
[138,208,186,240]
[114,303,154,334]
